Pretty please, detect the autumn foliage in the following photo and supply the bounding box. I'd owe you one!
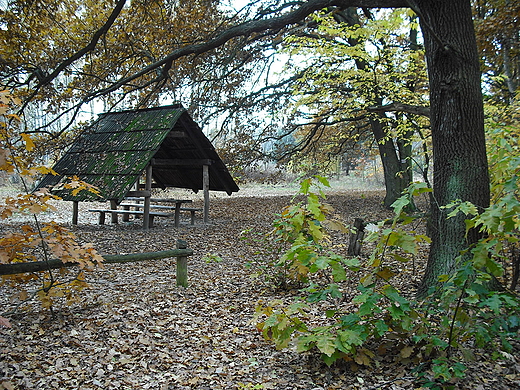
[0,91,103,322]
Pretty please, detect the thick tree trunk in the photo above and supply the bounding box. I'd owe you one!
[416,0,490,297]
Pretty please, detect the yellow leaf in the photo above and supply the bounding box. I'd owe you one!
[376,266,396,281]
[354,351,371,366]
[0,148,9,166]
[0,104,8,115]
[360,274,374,287]
[21,133,34,151]
[18,290,29,301]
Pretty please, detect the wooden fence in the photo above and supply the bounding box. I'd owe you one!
[0,240,192,287]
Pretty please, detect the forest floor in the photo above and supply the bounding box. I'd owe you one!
[0,183,519,390]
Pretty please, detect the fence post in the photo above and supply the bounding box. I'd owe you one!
[176,239,188,287]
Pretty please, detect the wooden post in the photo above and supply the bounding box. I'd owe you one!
[176,239,188,287]
[348,218,365,256]
[110,199,118,224]
[143,164,152,230]
[203,164,209,223]
[72,201,79,225]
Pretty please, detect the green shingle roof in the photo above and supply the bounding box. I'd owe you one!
[35,105,239,201]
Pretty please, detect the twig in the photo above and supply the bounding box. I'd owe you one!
[447,279,468,358]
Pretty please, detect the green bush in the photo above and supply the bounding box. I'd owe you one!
[252,176,520,388]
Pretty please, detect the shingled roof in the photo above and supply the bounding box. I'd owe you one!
[35,104,239,202]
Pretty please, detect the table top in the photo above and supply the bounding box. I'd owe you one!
[124,197,192,204]
[150,198,192,203]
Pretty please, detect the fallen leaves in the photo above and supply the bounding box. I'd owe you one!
[0,189,518,389]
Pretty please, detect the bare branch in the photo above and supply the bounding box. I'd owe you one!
[23,0,128,108]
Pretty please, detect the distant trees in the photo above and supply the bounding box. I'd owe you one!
[272,8,429,207]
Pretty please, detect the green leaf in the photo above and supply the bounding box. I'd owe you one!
[340,313,361,328]
[326,309,337,318]
[342,256,361,271]
[374,320,389,337]
[316,333,337,356]
[337,328,365,347]
[330,261,347,282]
[296,334,317,352]
[357,293,382,316]
[307,221,323,242]
[322,350,343,367]
[395,232,418,254]
[315,175,330,188]
[313,256,330,270]
[299,178,311,195]
[307,193,325,219]
[390,196,410,218]
[481,294,502,313]
[390,253,410,263]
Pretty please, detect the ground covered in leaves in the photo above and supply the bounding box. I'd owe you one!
[1,186,519,389]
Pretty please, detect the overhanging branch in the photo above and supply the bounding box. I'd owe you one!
[367,102,430,118]
[81,0,408,102]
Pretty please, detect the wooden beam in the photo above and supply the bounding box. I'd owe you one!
[0,244,193,287]
[110,199,118,224]
[151,158,213,167]
[166,131,186,138]
[176,240,188,287]
[126,190,151,198]
[72,201,79,225]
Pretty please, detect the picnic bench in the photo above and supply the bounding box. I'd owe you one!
[121,203,202,225]
[88,209,173,228]
[88,197,201,228]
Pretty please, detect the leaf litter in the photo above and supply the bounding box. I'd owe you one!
[0,189,518,389]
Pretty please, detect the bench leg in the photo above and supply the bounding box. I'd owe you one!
[149,215,155,228]
[98,212,106,225]
[122,205,130,222]
[190,210,196,225]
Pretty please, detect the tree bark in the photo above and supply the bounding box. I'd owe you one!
[415,0,490,296]
[369,109,414,208]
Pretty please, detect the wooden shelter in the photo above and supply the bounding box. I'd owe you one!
[35,104,239,227]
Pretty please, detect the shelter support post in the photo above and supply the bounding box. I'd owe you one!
[203,164,209,223]
[143,164,152,230]
[110,199,118,224]
[72,201,79,225]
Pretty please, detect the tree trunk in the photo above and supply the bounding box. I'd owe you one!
[370,111,414,208]
[416,0,490,297]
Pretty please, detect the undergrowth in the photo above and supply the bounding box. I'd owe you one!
[251,175,519,389]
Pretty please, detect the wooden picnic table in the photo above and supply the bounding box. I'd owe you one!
[122,198,193,227]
